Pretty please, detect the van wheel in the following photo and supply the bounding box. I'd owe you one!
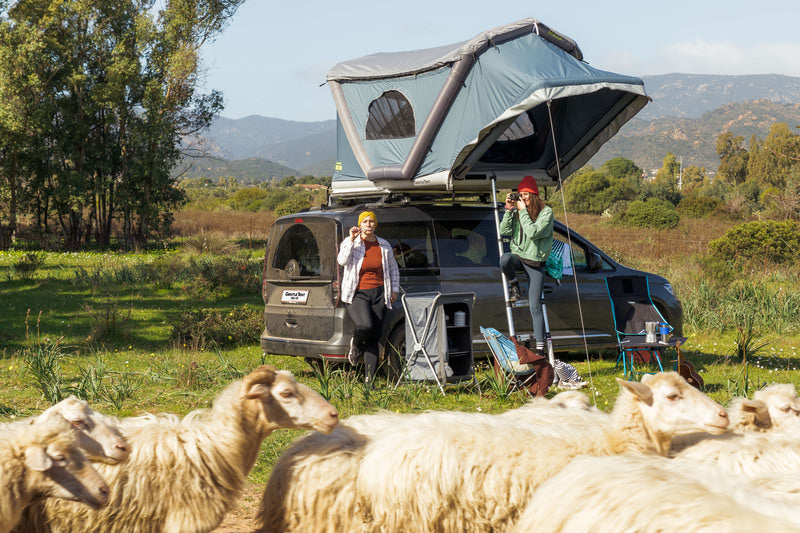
[383,324,405,381]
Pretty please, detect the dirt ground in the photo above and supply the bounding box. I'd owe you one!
[213,481,262,532]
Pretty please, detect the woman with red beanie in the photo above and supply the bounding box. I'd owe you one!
[499,175,554,355]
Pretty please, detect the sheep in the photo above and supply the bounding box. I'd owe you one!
[732,383,800,433]
[256,393,605,532]
[18,365,339,533]
[670,385,800,477]
[511,454,800,533]
[1,411,109,533]
[1,395,128,464]
[258,372,728,533]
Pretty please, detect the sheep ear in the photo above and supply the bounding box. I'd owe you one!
[739,399,765,414]
[24,446,52,472]
[244,383,270,400]
[616,378,654,406]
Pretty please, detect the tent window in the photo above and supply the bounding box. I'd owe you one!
[366,91,415,140]
[480,109,550,164]
[498,112,536,141]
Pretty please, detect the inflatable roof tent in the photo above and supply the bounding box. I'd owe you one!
[327,18,650,199]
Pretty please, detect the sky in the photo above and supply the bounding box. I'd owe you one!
[199,0,800,123]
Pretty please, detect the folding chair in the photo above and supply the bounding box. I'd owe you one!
[604,275,676,379]
[480,326,539,397]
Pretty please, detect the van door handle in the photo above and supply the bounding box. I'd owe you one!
[285,318,298,328]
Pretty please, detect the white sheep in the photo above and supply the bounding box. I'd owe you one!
[671,383,800,463]
[258,372,728,533]
[1,395,128,464]
[1,411,109,533]
[512,454,800,533]
[256,393,604,532]
[19,365,339,533]
[734,383,800,433]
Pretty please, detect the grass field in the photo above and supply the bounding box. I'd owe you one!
[1,212,798,485]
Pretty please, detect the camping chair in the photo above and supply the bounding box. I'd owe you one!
[480,326,540,397]
[604,275,675,379]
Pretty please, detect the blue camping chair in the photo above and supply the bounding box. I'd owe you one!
[604,275,673,379]
[480,326,538,396]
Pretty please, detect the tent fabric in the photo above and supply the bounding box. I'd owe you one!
[327,17,649,198]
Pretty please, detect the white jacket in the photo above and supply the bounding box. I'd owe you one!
[337,236,400,307]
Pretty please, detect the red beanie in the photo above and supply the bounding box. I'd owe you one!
[517,175,539,195]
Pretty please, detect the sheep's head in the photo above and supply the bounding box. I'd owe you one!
[617,372,729,444]
[42,396,129,464]
[23,416,110,509]
[753,384,800,431]
[241,365,339,435]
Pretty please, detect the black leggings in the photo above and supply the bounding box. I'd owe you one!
[346,286,386,379]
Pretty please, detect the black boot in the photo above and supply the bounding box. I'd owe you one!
[508,280,521,302]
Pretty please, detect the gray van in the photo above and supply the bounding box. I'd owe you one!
[260,202,682,372]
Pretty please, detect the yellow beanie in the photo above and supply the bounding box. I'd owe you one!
[358,211,376,225]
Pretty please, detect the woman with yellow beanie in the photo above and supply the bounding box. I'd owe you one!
[337,210,400,385]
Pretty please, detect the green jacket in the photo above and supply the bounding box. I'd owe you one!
[499,205,554,263]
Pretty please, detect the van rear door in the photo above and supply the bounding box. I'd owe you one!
[263,216,340,344]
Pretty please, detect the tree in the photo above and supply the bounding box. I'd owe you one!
[680,165,709,193]
[562,170,610,214]
[601,157,641,180]
[0,0,244,249]
[716,131,749,186]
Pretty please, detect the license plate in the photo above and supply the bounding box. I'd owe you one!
[281,289,309,304]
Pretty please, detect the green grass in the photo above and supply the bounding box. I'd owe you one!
[1,246,800,485]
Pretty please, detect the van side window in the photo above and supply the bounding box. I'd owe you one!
[434,219,499,268]
[553,232,614,272]
[272,224,321,276]
[379,222,436,269]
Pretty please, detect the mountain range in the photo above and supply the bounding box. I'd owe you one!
[179,73,800,180]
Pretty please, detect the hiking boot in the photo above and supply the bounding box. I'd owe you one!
[507,281,522,302]
[347,337,361,365]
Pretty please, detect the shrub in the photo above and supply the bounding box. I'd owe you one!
[677,195,722,218]
[275,196,311,217]
[709,220,800,265]
[171,305,262,351]
[613,198,680,229]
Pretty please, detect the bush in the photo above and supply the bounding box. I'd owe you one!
[709,220,800,265]
[677,195,722,218]
[171,305,263,350]
[613,198,680,229]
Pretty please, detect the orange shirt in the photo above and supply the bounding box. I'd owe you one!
[358,238,384,289]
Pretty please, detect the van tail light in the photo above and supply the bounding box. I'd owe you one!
[262,248,269,304]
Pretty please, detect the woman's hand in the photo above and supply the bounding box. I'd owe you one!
[504,193,515,210]
[390,292,398,305]
[516,198,526,211]
[349,226,361,241]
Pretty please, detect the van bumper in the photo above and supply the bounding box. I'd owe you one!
[260,334,349,361]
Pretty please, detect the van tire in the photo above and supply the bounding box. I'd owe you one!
[383,324,405,381]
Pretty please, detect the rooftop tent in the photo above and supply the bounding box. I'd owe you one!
[327,18,650,198]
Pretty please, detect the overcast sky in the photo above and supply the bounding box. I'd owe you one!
[199,0,800,122]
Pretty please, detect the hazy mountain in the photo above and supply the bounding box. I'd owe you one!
[203,116,336,162]
[590,99,800,172]
[182,73,800,179]
[174,157,298,183]
[638,74,800,120]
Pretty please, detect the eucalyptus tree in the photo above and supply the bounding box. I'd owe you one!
[0,0,244,248]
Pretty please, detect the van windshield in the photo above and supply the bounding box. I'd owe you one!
[269,219,336,279]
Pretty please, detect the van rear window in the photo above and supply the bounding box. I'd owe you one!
[270,220,336,278]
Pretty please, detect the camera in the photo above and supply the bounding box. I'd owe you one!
[508,192,521,202]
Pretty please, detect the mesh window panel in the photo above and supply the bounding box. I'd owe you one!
[365,90,415,140]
